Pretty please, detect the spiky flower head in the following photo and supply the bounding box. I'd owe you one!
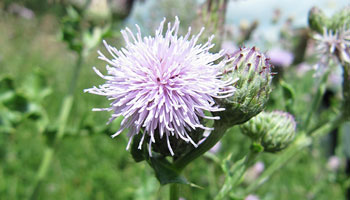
[220,47,273,125]
[313,26,350,65]
[240,111,296,152]
[309,6,350,66]
[84,17,235,156]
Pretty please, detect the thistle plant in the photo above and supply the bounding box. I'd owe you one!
[309,6,350,120]
[6,2,349,200]
[84,14,277,198]
[57,4,350,200]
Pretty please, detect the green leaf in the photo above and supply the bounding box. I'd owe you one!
[66,6,80,20]
[27,103,45,120]
[83,27,102,51]
[3,93,28,113]
[0,107,22,127]
[148,154,189,185]
[60,6,83,53]
[221,153,233,176]
[20,69,52,102]
[0,108,17,133]
[280,80,295,113]
[0,76,15,103]
[130,132,145,162]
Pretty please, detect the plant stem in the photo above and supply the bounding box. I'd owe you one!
[342,62,350,121]
[310,114,344,138]
[214,145,261,200]
[303,70,329,131]
[170,184,180,200]
[29,53,84,200]
[174,118,231,171]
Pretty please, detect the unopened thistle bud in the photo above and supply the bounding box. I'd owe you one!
[240,111,296,152]
[109,0,135,20]
[308,6,329,34]
[220,47,273,125]
[84,0,111,24]
[328,7,350,31]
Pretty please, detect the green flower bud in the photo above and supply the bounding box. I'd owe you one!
[328,6,350,31]
[84,0,111,24]
[308,6,350,33]
[240,111,296,152]
[109,0,135,20]
[308,6,329,34]
[220,47,273,125]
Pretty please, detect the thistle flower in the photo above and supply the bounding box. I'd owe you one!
[267,48,294,68]
[313,26,350,65]
[84,17,235,156]
[327,156,341,171]
[244,161,265,183]
[245,194,260,200]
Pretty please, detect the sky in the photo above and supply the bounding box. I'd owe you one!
[128,0,349,46]
[225,0,349,42]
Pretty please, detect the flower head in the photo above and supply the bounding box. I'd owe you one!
[327,156,341,171]
[245,194,260,200]
[267,48,294,68]
[85,17,235,156]
[313,26,350,65]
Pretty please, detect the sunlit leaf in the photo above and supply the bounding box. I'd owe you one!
[20,69,52,102]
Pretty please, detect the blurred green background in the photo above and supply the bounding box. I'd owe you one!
[0,0,349,199]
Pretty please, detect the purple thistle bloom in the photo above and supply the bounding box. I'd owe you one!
[84,17,235,156]
[267,48,294,67]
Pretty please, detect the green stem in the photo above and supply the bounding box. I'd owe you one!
[174,118,231,171]
[310,114,344,138]
[170,184,180,200]
[246,114,344,194]
[214,145,261,200]
[303,70,329,131]
[29,53,84,200]
[342,62,350,121]
[245,134,310,194]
